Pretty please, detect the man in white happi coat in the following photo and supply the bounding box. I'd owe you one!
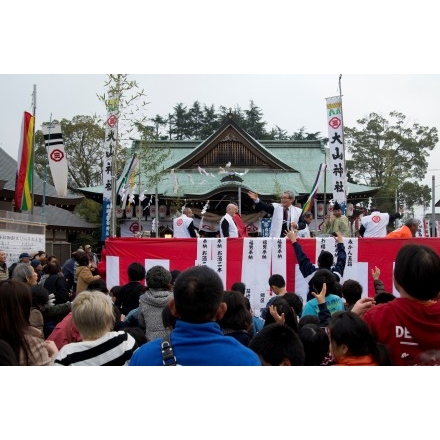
[220,203,239,238]
[173,207,198,238]
[247,190,306,238]
[359,206,404,237]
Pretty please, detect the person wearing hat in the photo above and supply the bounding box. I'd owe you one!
[84,245,98,274]
[30,259,44,283]
[8,252,32,279]
[321,202,350,237]
[32,251,47,266]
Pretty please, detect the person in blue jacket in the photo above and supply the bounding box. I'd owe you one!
[286,229,347,301]
[129,265,261,366]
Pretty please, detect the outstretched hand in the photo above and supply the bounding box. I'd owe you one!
[333,231,343,243]
[311,282,326,305]
[351,297,376,316]
[247,191,258,201]
[285,229,297,243]
[269,304,285,324]
[371,266,381,280]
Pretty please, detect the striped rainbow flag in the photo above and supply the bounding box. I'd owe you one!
[302,163,327,214]
[15,111,35,211]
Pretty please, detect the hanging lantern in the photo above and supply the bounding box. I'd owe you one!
[149,205,156,219]
[125,205,133,219]
[135,205,143,218]
[159,205,167,219]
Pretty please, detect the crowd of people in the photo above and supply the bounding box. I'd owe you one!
[0,227,439,365]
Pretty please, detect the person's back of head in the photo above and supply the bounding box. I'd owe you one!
[249,323,305,366]
[31,284,50,307]
[393,244,440,300]
[342,279,363,308]
[231,281,246,295]
[123,327,148,347]
[218,290,252,332]
[374,292,396,304]
[317,251,334,270]
[146,265,172,290]
[283,292,303,318]
[162,304,177,330]
[172,265,224,324]
[46,261,62,276]
[310,269,336,296]
[329,311,392,365]
[268,274,286,289]
[72,290,115,340]
[298,314,320,328]
[332,282,343,298]
[127,262,146,282]
[264,297,298,333]
[110,285,121,301]
[87,278,108,294]
[299,323,330,366]
[170,269,181,285]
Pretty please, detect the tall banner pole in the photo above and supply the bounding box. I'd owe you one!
[41,114,52,223]
[31,84,37,215]
[325,87,348,213]
[102,92,120,240]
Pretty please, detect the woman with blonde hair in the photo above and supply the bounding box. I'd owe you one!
[54,290,137,366]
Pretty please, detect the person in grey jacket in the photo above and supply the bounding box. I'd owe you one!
[138,265,173,342]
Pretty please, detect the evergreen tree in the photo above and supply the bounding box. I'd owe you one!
[345,111,438,211]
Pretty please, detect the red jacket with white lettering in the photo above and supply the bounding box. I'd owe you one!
[363,298,440,365]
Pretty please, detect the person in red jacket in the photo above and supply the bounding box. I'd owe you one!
[359,244,440,366]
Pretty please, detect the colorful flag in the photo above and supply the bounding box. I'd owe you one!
[42,122,68,197]
[15,111,35,212]
[302,163,327,214]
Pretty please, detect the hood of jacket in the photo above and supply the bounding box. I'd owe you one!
[139,288,173,307]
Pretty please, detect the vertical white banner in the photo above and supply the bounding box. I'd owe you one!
[196,237,215,268]
[102,92,120,240]
[325,96,347,211]
[241,238,272,318]
[106,255,120,289]
[212,238,227,288]
[271,238,287,279]
[42,122,68,197]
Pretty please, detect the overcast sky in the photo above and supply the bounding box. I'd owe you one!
[1,74,439,190]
